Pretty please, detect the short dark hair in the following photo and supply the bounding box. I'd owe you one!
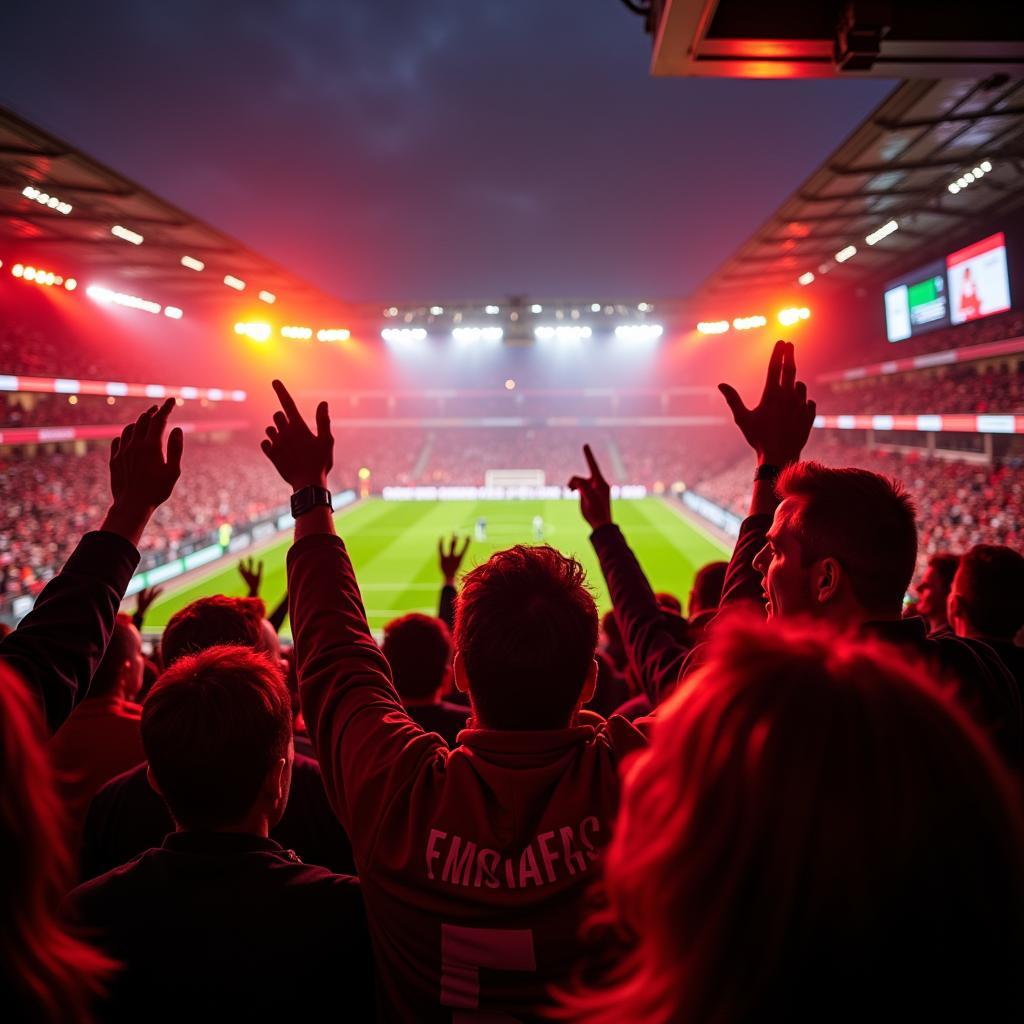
[382,613,452,701]
[778,462,918,615]
[455,545,598,730]
[928,552,961,591]
[89,614,138,698]
[142,645,291,830]
[655,592,682,616]
[691,561,727,615]
[955,544,1024,640]
[161,595,266,668]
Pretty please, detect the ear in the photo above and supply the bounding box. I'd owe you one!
[453,651,469,694]
[580,658,598,706]
[146,763,163,798]
[815,557,842,604]
[266,757,287,803]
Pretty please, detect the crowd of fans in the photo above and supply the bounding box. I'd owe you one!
[1,347,1022,1023]
[821,359,1024,415]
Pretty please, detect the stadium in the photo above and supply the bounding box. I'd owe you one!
[3,3,1024,1021]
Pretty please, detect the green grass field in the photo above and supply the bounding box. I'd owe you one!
[140,497,730,635]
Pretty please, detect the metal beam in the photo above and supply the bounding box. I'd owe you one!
[874,107,1024,131]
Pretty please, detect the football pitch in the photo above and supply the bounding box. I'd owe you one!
[140,497,731,635]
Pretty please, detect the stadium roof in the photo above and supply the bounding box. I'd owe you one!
[697,77,1024,297]
[0,106,344,314]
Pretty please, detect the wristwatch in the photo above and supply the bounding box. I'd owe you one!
[290,485,332,518]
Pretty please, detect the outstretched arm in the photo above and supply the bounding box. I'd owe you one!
[714,340,817,609]
[261,381,442,848]
[570,445,687,706]
[437,534,469,631]
[0,400,183,732]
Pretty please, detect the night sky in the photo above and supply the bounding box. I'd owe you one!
[2,1,894,303]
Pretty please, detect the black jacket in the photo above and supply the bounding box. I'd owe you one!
[0,531,139,733]
[64,831,374,1023]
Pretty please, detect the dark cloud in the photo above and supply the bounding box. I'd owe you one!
[1,0,893,301]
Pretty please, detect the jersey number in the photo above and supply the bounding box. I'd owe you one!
[441,924,536,1023]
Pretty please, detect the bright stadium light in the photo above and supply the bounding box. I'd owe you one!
[381,328,427,342]
[316,328,351,342]
[163,306,183,320]
[64,277,77,291]
[111,225,144,245]
[10,263,66,288]
[798,271,815,286]
[834,245,857,263]
[452,326,503,342]
[591,303,601,312]
[777,307,811,327]
[234,321,271,342]
[223,275,246,291]
[696,321,730,335]
[637,302,653,312]
[946,160,992,196]
[485,304,500,314]
[281,326,313,339]
[181,255,205,271]
[22,185,72,215]
[534,325,591,341]
[530,304,542,313]
[430,305,444,315]
[87,285,161,314]
[733,315,768,331]
[865,220,899,246]
[615,324,664,342]
[258,290,276,304]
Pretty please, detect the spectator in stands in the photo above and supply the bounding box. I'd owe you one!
[0,400,183,1022]
[437,533,470,633]
[687,561,727,636]
[81,596,353,879]
[561,617,1024,1023]
[48,614,146,854]
[948,544,1024,697]
[0,661,118,1024]
[64,645,373,1020]
[914,552,960,636]
[381,612,468,745]
[713,343,1020,768]
[262,379,649,1019]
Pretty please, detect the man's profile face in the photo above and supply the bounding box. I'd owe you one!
[753,498,817,619]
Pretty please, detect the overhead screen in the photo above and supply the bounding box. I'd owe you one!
[884,232,1011,343]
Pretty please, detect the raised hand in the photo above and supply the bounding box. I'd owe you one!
[438,535,470,586]
[568,444,612,531]
[260,380,333,491]
[239,557,264,597]
[102,399,184,545]
[718,340,816,467]
[109,398,184,511]
[134,584,164,620]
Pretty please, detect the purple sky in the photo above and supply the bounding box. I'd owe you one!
[2,1,894,303]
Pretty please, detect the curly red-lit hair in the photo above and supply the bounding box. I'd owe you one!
[0,662,116,1021]
[560,617,1024,1022]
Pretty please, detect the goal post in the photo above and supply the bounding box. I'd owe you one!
[484,469,545,488]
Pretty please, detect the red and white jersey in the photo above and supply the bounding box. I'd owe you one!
[289,533,648,1022]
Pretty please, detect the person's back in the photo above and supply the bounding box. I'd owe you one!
[48,615,146,855]
[66,832,370,1022]
[290,538,645,1020]
[63,645,372,1021]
